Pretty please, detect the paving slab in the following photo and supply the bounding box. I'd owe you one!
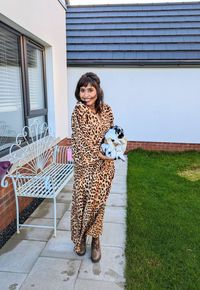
[63,183,73,192]
[113,180,126,186]
[115,167,127,172]
[111,184,127,193]
[74,278,124,290]
[78,246,125,283]
[114,171,126,175]
[14,218,58,241]
[112,177,127,185]
[107,193,126,207]
[57,210,71,231]
[0,272,27,290]
[0,239,46,273]
[101,223,125,248]
[110,190,126,196]
[30,201,70,219]
[20,257,81,290]
[114,161,127,168]
[104,206,126,224]
[110,185,127,194]
[65,175,74,183]
[114,167,127,172]
[114,177,127,182]
[41,230,84,260]
[57,191,72,203]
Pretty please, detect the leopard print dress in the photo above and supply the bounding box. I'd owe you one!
[71,101,115,252]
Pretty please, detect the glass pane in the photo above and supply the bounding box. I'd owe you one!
[28,116,45,127]
[27,44,45,110]
[28,116,46,137]
[0,25,24,152]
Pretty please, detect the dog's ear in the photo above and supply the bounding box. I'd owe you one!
[118,132,124,139]
[114,126,121,134]
[117,128,124,139]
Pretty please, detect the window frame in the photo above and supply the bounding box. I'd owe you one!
[0,21,48,158]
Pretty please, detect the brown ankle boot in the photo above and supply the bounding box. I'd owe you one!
[76,235,87,256]
[91,237,101,263]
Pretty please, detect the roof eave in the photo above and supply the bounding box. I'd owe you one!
[67,59,200,67]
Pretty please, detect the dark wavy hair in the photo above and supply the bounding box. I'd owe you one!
[75,72,104,114]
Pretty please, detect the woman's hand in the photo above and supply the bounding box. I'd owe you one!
[98,152,115,161]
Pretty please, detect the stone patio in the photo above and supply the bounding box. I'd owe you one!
[0,158,127,290]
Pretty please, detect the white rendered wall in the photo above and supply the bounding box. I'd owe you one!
[0,0,68,138]
[67,67,200,144]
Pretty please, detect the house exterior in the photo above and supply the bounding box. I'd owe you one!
[66,2,200,151]
[1,0,200,247]
[0,0,68,246]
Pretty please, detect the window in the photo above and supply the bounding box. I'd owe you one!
[0,22,47,156]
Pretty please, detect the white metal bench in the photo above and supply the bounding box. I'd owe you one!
[1,122,74,237]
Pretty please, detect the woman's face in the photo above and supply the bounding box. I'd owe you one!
[79,83,97,108]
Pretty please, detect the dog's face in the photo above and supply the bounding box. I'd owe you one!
[111,125,124,139]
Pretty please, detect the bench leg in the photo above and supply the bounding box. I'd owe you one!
[53,197,56,237]
[15,195,20,234]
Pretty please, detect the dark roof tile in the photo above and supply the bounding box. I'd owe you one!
[66,2,200,65]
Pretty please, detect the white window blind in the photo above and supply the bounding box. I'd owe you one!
[27,44,45,111]
[0,25,24,151]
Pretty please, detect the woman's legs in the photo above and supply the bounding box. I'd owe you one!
[76,234,87,256]
[71,162,114,258]
[91,236,101,262]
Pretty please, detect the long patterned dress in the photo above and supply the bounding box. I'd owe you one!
[71,101,115,252]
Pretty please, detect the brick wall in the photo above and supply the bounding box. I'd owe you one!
[60,138,200,152]
[126,140,200,152]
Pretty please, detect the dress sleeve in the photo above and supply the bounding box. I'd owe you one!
[71,103,100,166]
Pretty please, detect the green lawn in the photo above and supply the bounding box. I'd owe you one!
[125,149,200,290]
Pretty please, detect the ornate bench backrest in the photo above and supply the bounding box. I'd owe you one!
[9,122,57,177]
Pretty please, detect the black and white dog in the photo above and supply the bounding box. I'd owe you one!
[101,125,127,161]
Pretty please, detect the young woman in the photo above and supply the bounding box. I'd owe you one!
[71,72,115,263]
